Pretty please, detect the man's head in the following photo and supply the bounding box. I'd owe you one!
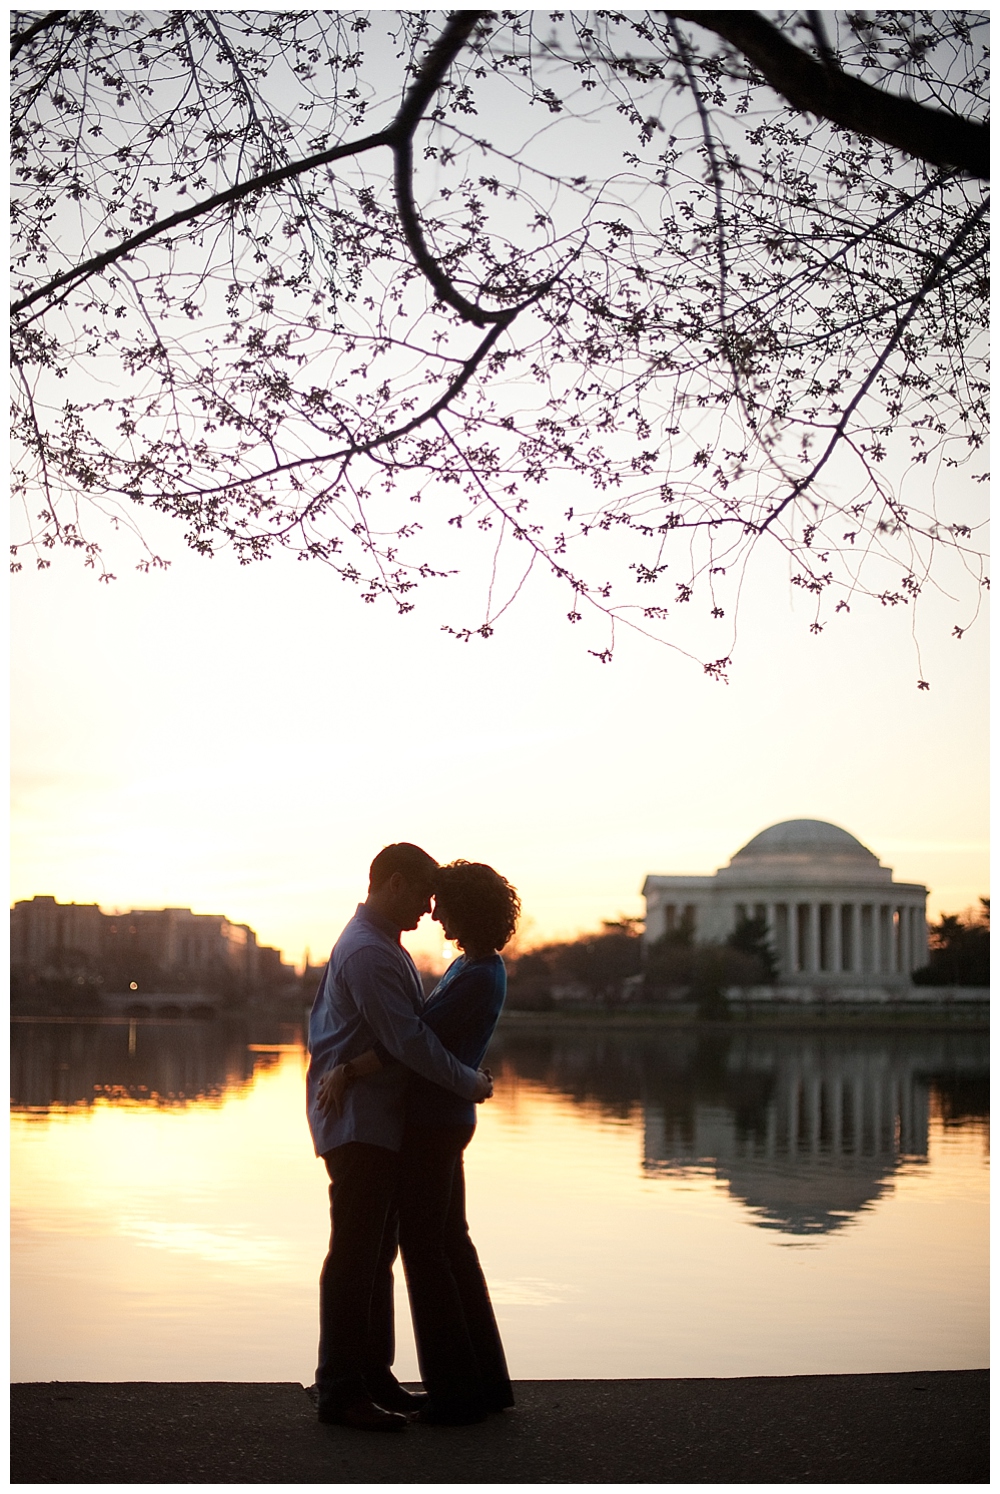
[366,842,438,931]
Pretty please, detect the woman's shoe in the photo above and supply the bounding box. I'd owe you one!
[482,1391,516,1412]
[415,1401,488,1426]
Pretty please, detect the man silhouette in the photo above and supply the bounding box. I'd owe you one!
[306,843,492,1432]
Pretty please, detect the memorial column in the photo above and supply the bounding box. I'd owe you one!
[903,906,914,974]
[871,906,882,974]
[850,904,862,974]
[766,903,778,977]
[807,903,820,973]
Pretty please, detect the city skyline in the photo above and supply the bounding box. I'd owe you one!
[12,812,973,980]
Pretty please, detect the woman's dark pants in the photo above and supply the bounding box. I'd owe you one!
[398,1123,514,1414]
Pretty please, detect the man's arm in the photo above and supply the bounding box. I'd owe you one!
[345,945,488,1100]
[318,1047,493,1116]
[317,1048,381,1118]
[421,962,502,1063]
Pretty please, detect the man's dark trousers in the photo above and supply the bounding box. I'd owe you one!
[317,1141,399,1412]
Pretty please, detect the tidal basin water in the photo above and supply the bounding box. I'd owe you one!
[11,1018,988,1383]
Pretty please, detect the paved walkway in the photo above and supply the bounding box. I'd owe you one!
[12,1372,987,1484]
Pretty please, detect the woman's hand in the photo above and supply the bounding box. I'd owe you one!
[473,1066,494,1103]
[318,1064,351,1118]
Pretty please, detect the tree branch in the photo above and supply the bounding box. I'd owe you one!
[10,128,391,317]
[388,10,539,329]
[128,319,510,503]
[391,9,486,137]
[12,10,495,323]
[10,9,69,62]
[392,133,513,329]
[670,10,989,180]
[759,197,989,533]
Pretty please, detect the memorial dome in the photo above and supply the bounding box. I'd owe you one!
[732,820,878,863]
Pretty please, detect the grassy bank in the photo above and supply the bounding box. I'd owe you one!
[496,1003,989,1031]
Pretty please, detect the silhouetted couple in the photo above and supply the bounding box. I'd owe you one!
[306,843,518,1432]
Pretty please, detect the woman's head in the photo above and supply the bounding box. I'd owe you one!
[432,860,520,955]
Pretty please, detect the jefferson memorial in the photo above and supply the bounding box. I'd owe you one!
[642,820,928,986]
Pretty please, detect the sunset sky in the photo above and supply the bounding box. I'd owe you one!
[11,500,988,969]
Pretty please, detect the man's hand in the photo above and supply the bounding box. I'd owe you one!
[317,1064,350,1119]
[472,1066,494,1103]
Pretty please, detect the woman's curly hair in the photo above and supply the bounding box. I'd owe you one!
[433,860,520,954]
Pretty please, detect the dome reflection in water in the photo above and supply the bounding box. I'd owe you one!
[11,1018,988,1382]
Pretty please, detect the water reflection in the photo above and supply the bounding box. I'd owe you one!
[489,1028,988,1235]
[10,1015,304,1111]
[10,1019,989,1381]
[10,1019,988,1240]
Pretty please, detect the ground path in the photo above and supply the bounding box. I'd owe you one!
[12,1371,987,1483]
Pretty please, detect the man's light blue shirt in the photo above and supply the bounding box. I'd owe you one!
[306,903,483,1156]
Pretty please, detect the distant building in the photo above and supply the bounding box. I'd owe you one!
[9,895,105,977]
[10,895,294,997]
[642,819,928,986]
[102,907,260,992]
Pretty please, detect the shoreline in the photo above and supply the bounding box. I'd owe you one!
[11,1001,989,1032]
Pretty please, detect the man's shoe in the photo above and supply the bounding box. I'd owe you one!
[318,1394,408,1432]
[364,1378,430,1414]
